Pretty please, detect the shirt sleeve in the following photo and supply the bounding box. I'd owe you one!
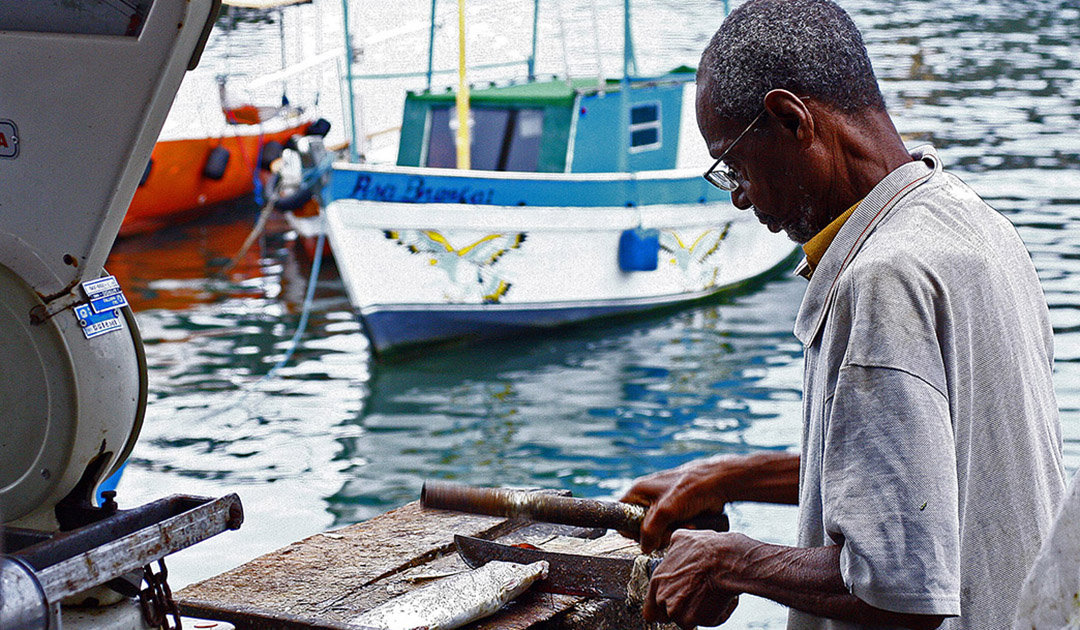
[822,362,961,616]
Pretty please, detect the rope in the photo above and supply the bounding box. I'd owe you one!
[262,209,326,381]
[553,0,573,84]
[626,554,654,608]
[220,187,279,275]
[253,153,333,384]
[194,154,333,422]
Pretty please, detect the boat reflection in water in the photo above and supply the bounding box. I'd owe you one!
[330,280,806,526]
[109,199,297,313]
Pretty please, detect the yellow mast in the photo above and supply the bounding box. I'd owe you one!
[455,0,471,169]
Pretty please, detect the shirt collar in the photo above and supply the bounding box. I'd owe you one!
[796,201,861,280]
[793,145,942,347]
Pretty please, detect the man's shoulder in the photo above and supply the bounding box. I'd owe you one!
[854,170,1024,272]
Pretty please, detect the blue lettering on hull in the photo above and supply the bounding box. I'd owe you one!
[344,173,496,205]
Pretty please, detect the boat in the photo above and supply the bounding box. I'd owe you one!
[320,0,798,357]
[122,111,320,236]
[120,0,332,237]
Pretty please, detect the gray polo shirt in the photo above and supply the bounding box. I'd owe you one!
[788,146,1065,630]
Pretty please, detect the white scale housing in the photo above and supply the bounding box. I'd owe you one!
[0,0,217,529]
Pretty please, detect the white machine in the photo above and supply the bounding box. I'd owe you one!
[1,2,242,628]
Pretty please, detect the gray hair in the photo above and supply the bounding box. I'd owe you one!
[700,0,885,123]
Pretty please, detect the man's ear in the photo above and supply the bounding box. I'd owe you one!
[763,89,814,147]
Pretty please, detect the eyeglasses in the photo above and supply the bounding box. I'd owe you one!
[703,109,766,191]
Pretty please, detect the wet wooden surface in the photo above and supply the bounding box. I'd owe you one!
[178,499,671,629]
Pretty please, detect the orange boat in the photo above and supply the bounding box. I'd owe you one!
[121,0,338,237]
[121,114,320,237]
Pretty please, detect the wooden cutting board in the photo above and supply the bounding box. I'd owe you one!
[178,499,672,630]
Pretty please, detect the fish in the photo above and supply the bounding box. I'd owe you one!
[348,559,549,630]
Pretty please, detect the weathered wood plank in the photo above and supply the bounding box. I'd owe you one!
[178,500,674,629]
[178,502,521,623]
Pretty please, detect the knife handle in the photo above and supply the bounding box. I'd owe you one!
[646,557,662,576]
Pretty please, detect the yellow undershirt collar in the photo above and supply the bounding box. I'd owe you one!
[799,201,861,279]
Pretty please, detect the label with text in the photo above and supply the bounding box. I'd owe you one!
[0,120,18,159]
[75,303,124,339]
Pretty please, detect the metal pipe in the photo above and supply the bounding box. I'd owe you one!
[421,481,727,537]
[528,0,539,80]
[341,0,359,162]
[8,494,243,603]
[426,0,438,89]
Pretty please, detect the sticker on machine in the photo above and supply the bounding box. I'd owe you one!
[0,119,18,159]
[74,303,123,339]
[82,275,130,313]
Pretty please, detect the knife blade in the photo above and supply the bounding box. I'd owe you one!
[454,534,660,600]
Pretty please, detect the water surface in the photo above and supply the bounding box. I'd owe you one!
[109,2,1080,627]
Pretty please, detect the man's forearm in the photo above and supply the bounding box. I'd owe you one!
[709,451,800,504]
[725,541,944,630]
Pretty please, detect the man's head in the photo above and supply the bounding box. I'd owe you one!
[701,0,884,123]
[697,0,901,243]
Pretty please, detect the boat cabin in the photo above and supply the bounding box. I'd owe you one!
[396,70,694,174]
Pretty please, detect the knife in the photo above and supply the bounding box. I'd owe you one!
[454,534,660,600]
[423,481,728,537]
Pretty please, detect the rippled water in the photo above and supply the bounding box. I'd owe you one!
[107,2,1080,627]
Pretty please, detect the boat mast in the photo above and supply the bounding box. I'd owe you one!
[341,0,359,161]
[279,6,290,103]
[455,0,471,169]
[618,0,636,172]
[528,0,539,81]
[590,0,604,87]
[426,0,438,89]
[622,0,637,78]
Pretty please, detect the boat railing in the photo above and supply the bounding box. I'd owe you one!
[348,59,530,82]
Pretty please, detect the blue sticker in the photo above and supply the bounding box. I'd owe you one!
[74,303,123,339]
[90,292,129,314]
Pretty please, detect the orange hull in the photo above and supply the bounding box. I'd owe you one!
[121,121,311,236]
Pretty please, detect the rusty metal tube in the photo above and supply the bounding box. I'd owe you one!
[421,481,727,536]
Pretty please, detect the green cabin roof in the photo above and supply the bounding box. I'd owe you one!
[406,76,624,108]
[398,70,695,173]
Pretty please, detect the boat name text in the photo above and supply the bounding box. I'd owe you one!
[347,174,496,205]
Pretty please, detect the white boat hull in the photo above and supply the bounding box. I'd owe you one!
[324,199,798,355]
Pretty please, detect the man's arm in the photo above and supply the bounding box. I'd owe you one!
[646,530,946,630]
[621,452,800,552]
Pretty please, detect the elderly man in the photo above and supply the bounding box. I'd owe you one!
[620,1,1065,629]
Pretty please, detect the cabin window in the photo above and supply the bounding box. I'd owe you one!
[629,102,661,153]
[426,106,544,172]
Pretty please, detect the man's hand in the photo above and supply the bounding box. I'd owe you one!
[643,530,746,629]
[621,452,800,553]
[621,459,733,553]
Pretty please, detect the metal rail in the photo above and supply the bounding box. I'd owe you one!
[6,494,243,603]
